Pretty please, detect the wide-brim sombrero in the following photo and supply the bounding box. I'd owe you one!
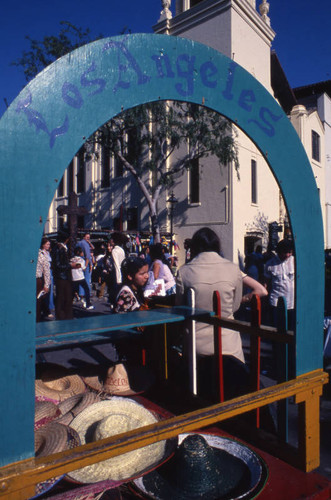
[35,364,86,403]
[35,400,61,430]
[133,433,267,500]
[66,398,170,484]
[35,422,80,458]
[83,363,154,396]
[32,422,81,499]
[55,392,100,425]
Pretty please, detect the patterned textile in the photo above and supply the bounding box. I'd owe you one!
[115,285,140,313]
[36,249,51,288]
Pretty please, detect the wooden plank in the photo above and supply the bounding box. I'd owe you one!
[250,295,261,428]
[276,297,289,442]
[35,307,214,339]
[203,315,295,344]
[35,307,215,350]
[213,291,224,403]
[187,288,197,395]
[0,370,327,497]
[36,328,141,350]
[296,386,323,472]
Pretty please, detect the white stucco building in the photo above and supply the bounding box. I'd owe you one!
[44,0,328,266]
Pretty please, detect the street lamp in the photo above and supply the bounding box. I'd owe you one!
[167,191,178,254]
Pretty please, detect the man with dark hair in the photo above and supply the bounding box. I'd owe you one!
[264,238,295,329]
[52,232,79,320]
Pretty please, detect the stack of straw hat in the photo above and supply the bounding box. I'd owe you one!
[67,398,167,484]
[35,364,86,403]
[83,363,152,396]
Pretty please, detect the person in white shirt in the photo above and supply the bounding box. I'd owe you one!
[110,232,127,288]
[264,239,295,330]
[70,247,94,310]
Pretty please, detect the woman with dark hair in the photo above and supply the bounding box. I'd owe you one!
[114,256,149,313]
[149,243,176,295]
[189,227,221,257]
[176,227,245,401]
[36,237,51,322]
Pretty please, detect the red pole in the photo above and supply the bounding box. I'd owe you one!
[213,291,224,403]
[251,294,261,428]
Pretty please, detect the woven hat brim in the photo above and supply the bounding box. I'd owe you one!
[67,398,167,483]
[133,433,266,500]
[35,365,86,403]
[33,423,80,498]
[35,401,61,430]
[35,422,80,458]
[55,392,100,425]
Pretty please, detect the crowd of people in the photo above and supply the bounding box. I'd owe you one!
[36,228,294,328]
[35,231,178,322]
[36,227,294,406]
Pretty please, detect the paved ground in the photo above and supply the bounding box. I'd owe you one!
[38,291,331,482]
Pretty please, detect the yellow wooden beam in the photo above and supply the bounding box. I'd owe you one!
[296,384,323,472]
[0,370,328,498]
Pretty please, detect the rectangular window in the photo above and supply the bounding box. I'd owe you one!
[126,128,138,166]
[76,148,85,194]
[312,130,320,162]
[114,157,124,177]
[57,176,64,197]
[189,158,200,204]
[68,160,74,194]
[251,159,257,204]
[77,215,85,230]
[57,209,64,230]
[127,207,138,231]
[101,147,111,188]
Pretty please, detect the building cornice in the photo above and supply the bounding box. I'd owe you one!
[154,0,275,47]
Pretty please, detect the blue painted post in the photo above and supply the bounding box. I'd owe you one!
[0,34,324,467]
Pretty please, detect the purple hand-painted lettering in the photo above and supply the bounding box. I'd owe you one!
[103,40,151,92]
[16,91,69,148]
[81,62,106,96]
[175,54,196,97]
[248,107,283,137]
[16,41,282,148]
[62,83,84,109]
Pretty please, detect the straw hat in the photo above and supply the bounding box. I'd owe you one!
[67,398,166,483]
[133,433,265,500]
[35,364,86,403]
[33,422,81,499]
[35,400,61,430]
[83,363,153,396]
[56,392,101,426]
[35,422,80,458]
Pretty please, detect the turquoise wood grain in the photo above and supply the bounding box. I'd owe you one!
[0,34,324,466]
[35,307,214,347]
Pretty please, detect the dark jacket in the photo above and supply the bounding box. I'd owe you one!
[52,243,72,281]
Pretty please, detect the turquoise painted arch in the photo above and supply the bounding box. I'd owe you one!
[0,34,324,465]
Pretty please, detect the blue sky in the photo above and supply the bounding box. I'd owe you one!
[1,0,330,117]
